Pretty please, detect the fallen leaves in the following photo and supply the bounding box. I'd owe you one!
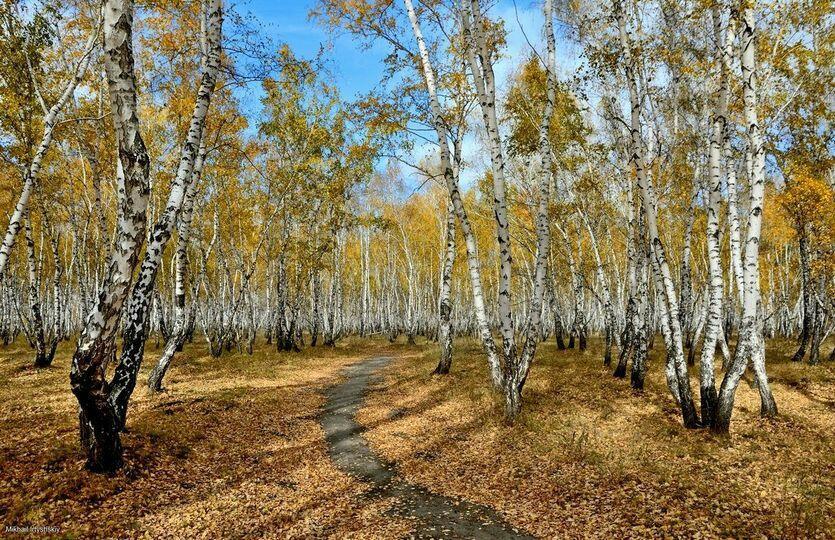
[0,339,411,539]
[359,338,835,539]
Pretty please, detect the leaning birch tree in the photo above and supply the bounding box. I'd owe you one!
[403,0,501,385]
[0,6,100,277]
[459,0,556,418]
[109,0,223,428]
[614,0,699,428]
[714,3,778,433]
[69,0,151,472]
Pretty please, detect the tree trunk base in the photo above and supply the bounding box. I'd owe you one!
[759,395,778,417]
[700,385,718,428]
[630,372,644,390]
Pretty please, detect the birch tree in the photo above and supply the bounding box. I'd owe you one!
[614,0,699,428]
[0,3,100,278]
[147,144,207,391]
[715,4,778,433]
[435,200,456,374]
[110,0,223,428]
[582,211,616,365]
[698,4,734,427]
[459,0,557,417]
[69,0,151,472]
[403,0,501,385]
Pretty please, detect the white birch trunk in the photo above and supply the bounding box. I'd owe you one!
[699,5,732,427]
[0,15,100,277]
[70,0,151,472]
[582,211,616,366]
[461,0,516,367]
[435,200,456,374]
[720,14,745,302]
[715,5,778,432]
[512,0,557,417]
[615,0,699,427]
[147,142,207,391]
[403,0,501,385]
[110,0,223,427]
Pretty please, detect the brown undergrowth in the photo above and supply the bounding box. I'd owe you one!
[0,337,411,539]
[2,335,833,538]
[358,338,835,539]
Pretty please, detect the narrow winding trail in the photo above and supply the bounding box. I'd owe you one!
[321,356,534,539]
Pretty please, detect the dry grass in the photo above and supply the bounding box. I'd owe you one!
[1,334,832,538]
[0,337,411,539]
[359,337,835,539]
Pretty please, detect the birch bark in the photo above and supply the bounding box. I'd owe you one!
[110,0,223,428]
[460,0,516,367]
[615,0,699,427]
[23,214,57,367]
[435,200,456,374]
[699,5,732,426]
[715,5,778,432]
[720,13,745,303]
[0,14,100,277]
[511,0,557,416]
[147,143,207,391]
[403,0,501,385]
[70,0,151,472]
[582,212,615,366]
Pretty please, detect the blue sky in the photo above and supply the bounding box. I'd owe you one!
[244,0,390,100]
[243,0,581,188]
[247,0,579,98]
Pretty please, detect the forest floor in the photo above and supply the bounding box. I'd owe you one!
[0,336,832,538]
[360,338,835,539]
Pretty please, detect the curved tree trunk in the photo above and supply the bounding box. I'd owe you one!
[0,15,99,278]
[615,0,698,428]
[148,143,206,392]
[715,6,778,433]
[404,0,501,387]
[110,0,223,429]
[70,0,151,472]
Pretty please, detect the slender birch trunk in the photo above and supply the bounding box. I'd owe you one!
[70,0,151,472]
[699,5,734,426]
[715,5,778,433]
[630,227,649,390]
[808,275,825,364]
[557,223,584,352]
[310,264,322,346]
[23,214,57,367]
[403,0,501,386]
[512,0,556,413]
[359,226,369,337]
[615,0,699,427]
[461,0,516,367]
[616,176,638,377]
[792,229,812,361]
[548,279,567,350]
[435,201,456,374]
[0,15,100,277]
[679,163,700,348]
[720,14,745,304]
[147,143,207,391]
[110,0,222,428]
[582,212,615,366]
[399,222,417,344]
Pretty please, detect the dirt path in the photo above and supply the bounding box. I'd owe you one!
[321,356,533,539]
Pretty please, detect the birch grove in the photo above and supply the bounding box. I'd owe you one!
[0,0,831,475]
